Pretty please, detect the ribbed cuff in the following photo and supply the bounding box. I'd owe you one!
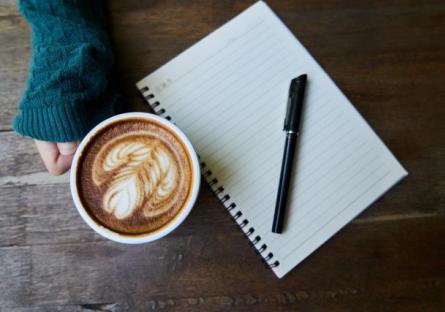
[13,102,89,142]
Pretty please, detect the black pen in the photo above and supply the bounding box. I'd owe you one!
[272,74,307,234]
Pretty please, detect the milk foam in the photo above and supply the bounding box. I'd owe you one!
[92,138,180,219]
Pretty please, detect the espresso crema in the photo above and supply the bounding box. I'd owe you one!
[76,118,193,235]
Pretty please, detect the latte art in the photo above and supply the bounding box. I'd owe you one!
[76,119,193,235]
[93,136,181,220]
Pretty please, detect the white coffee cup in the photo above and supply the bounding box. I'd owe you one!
[70,112,200,244]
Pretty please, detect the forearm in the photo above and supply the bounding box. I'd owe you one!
[14,0,118,142]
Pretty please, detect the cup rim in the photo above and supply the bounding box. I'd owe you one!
[70,112,201,244]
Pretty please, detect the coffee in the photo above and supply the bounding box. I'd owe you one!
[76,118,194,235]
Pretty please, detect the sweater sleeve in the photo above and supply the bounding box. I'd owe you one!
[13,0,119,142]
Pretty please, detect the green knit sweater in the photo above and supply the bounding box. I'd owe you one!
[13,0,118,142]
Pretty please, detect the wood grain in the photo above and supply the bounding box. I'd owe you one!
[0,0,444,311]
[0,2,29,131]
[1,217,444,311]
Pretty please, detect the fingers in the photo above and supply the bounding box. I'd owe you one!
[34,140,78,176]
[53,153,75,176]
[35,140,59,165]
[57,142,78,156]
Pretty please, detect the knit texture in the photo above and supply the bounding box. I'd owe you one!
[13,0,119,142]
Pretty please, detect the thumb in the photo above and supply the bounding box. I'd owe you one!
[57,142,78,156]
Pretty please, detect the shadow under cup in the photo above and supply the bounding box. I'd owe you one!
[70,113,201,244]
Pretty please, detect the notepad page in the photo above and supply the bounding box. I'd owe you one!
[137,1,407,278]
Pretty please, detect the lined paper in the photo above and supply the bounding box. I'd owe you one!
[137,1,407,278]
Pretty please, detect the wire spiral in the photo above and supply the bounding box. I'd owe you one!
[139,86,172,120]
[200,162,280,269]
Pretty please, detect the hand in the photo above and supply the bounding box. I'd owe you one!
[34,140,79,176]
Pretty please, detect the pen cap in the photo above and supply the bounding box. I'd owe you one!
[284,74,307,132]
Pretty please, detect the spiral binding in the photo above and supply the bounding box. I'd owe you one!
[139,86,172,120]
[138,85,279,270]
[200,161,280,269]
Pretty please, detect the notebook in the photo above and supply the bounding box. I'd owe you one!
[136,1,407,278]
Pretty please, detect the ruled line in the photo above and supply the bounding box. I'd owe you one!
[157,18,267,101]
[280,170,391,261]
[180,49,294,138]
[254,156,383,251]
[200,95,336,179]
[234,131,369,214]
[245,131,368,223]
[255,148,380,236]
[221,110,351,198]
[165,29,281,116]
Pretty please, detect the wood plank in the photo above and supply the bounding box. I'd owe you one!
[0,184,92,246]
[0,0,18,14]
[0,246,31,308]
[0,186,26,246]
[0,132,45,178]
[1,216,443,311]
[0,2,29,131]
[0,180,224,247]
[9,304,123,312]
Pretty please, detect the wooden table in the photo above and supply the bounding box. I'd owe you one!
[1,0,444,311]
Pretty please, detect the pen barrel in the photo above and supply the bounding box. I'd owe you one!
[272,132,298,233]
